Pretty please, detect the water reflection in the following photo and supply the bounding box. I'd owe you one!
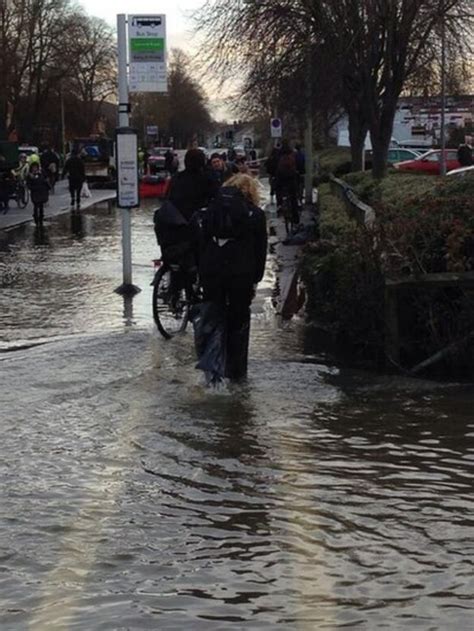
[33,225,50,247]
[70,210,84,240]
[122,294,135,327]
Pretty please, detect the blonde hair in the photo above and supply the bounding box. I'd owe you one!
[225,173,260,206]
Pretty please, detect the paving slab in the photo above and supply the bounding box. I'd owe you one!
[0,180,116,232]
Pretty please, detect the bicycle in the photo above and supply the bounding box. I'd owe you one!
[4,177,29,211]
[152,258,199,339]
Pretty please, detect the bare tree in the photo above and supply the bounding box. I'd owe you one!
[195,0,473,177]
[131,49,213,148]
[0,0,119,143]
[69,17,117,135]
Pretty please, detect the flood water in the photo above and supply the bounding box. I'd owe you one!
[1,201,473,630]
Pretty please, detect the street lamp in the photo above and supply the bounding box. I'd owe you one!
[440,9,447,176]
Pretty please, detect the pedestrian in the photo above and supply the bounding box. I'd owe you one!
[274,140,300,225]
[265,146,281,205]
[41,146,60,193]
[164,148,179,175]
[208,152,237,195]
[27,162,50,225]
[196,173,267,385]
[62,149,86,209]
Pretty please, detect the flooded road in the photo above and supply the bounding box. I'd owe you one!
[1,202,473,629]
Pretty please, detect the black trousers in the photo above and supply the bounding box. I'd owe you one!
[69,181,82,205]
[275,178,299,223]
[33,203,44,223]
[201,276,254,381]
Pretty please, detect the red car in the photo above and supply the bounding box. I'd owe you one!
[394,149,460,175]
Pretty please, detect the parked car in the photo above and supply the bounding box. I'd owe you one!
[233,145,246,158]
[446,165,474,178]
[147,147,172,174]
[394,149,461,175]
[387,148,421,164]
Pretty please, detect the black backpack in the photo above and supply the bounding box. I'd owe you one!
[205,186,250,240]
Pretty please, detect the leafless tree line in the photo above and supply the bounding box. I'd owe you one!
[131,49,214,148]
[195,0,473,178]
[0,0,116,145]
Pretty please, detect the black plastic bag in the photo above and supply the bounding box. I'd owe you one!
[192,302,227,385]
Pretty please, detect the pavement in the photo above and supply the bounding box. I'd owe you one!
[0,180,116,232]
[265,194,319,320]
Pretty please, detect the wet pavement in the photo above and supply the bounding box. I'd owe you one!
[1,200,473,630]
[0,180,115,232]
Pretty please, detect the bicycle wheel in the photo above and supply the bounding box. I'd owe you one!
[152,265,190,339]
[16,184,29,209]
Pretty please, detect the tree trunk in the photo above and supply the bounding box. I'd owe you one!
[0,98,7,141]
[348,110,368,172]
[369,103,397,179]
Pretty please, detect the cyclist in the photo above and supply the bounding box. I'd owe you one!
[196,173,267,384]
[13,153,29,181]
[154,148,213,276]
[274,141,300,226]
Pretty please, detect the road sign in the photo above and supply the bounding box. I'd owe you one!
[271,118,282,138]
[146,125,158,136]
[129,15,167,93]
[116,127,139,209]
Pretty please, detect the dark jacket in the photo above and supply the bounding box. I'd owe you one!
[199,201,267,284]
[41,149,60,172]
[62,156,85,184]
[28,172,50,204]
[265,149,281,177]
[458,144,473,167]
[168,169,213,221]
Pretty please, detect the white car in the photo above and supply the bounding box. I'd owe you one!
[19,145,39,157]
[446,165,474,177]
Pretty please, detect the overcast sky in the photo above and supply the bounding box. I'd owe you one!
[78,0,205,51]
[78,1,232,119]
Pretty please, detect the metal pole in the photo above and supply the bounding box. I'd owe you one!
[440,7,447,176]
[60,84,66,159]
[304,45,314,204]
[116,13,136,293]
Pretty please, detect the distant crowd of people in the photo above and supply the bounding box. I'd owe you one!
[0,145,90,224]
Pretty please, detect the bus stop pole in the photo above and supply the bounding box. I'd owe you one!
[116,14,139,295]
